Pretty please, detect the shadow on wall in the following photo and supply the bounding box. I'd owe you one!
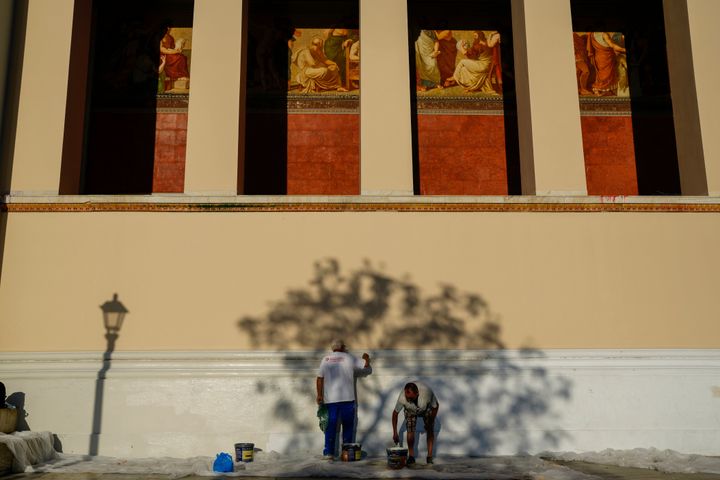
[89,294,129,456]
[237,258,573,456]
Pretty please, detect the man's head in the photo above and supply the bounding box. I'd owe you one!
[404,382,419,402]
[311,37,323,50]
[331,339,346,352]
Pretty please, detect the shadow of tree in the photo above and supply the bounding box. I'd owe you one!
[238,258,572,457]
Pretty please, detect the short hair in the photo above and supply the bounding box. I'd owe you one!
[404,382,418,394]
[330,339,345,350]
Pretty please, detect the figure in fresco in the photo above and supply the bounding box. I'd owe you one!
[436,30,458,87]
[288,29,302,89]
[349,40,360,62]
[159,27,190,92]
[573,32,593,95]
[587,31,626,96]
[292,37,347,93]
[452,30,500,94]
[415,30,443,91]
[346,40,360,90]
[611,32,629,96]
[323,28,358,86]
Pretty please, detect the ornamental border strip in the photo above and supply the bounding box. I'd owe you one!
[2,201,720,213]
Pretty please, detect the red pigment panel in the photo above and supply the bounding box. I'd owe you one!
[417,114,507,195]
[581,116,638,196]
[153,112,187,193]
[287,114,360,195]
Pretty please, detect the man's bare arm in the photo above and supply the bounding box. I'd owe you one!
[316,377,324,404]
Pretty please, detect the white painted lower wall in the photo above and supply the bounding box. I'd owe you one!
[1,349,718,458]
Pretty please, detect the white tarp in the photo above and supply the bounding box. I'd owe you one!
[4,432,720,480]
[27,451,597,479]
[0,431,58,472]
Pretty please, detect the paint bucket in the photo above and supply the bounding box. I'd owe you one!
[342,443,362,461]
[234,443,254,462]
[386,446,408,469]
[0,408,17,434]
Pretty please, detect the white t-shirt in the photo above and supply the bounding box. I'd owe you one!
[394,381,438,415]
[317,351,371,403]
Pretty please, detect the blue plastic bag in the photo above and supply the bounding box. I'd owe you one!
[213,452,234,473]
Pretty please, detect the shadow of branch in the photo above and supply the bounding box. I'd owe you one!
[237,258,573,456]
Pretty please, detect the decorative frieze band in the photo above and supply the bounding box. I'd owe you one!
[2,199,720,213]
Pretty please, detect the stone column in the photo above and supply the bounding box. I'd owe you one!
[359,0,414,196]
[0,0,13,139]
[184,0,245,195]
[511,0,587,195]
[664,0,720,196]
[9,0,75,195]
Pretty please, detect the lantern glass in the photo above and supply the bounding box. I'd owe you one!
[100,294,128,334]
[103,311,125,332]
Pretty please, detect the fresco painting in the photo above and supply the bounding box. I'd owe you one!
[574,31,629,97]
[288,28,359,94]
[415,30,502,96]
[159,27,192,94]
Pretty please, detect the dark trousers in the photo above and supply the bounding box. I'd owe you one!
[323,400,356,456]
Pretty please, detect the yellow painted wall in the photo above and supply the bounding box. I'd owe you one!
[1,210,718,352]
[2,1,720,355]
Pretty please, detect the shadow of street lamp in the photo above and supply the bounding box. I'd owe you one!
[89,294,128,456]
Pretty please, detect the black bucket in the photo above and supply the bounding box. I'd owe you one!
[234,443,254,462]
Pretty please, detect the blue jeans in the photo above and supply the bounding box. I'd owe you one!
[323,401,356,456]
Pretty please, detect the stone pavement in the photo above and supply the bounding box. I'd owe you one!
[550,461,720,480]
[3,462,720,480]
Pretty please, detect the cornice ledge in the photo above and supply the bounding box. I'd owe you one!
[2,195,720,213]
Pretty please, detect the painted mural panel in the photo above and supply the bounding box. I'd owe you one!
[245,18,360,194]
[415,30,502,96]
[573,32,628,97]
[574,31,636,195]
[413,29,508,195]
[159,27,192,94]
[288,28,359,94]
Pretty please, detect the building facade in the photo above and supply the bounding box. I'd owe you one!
[1,0,719,458]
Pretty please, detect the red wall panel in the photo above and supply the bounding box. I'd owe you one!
[417,114,508,195]
[153,112,187,193]
[581,115,638,196]
[287,114,360,195]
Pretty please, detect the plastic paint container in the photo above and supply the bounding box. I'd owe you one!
[342,443,362,461]
[234,443,254,462]
[386,446,408,469]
